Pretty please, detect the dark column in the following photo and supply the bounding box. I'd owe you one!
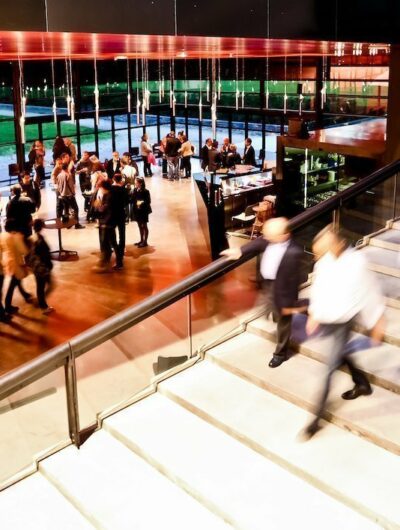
[12,61,25,169]
[314,58,324,129]
[385,45,400,164]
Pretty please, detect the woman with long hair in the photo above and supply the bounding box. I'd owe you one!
[132,177,151,247]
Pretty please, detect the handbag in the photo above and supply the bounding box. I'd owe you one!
[147,153,156,166]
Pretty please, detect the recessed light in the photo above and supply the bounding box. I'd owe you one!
[114,55,128,60]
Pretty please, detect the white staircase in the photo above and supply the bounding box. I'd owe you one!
[2,223,400,529]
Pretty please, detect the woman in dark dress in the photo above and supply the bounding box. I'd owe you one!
[132,177,151,248]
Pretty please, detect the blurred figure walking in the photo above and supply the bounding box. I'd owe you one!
[302,226,385,440]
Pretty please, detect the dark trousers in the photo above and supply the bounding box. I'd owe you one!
[142,156,152,176]
[181,156,192,177]
[5,276,30,310]
[99,225,117,266]
[57,195,79,221]
[162,157,168,176]
[312,320,370,425]
[115,219,126,266]
[35,273,51,309]
[264,280,292,358]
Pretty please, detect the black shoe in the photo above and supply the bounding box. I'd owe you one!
[138,242,148,248]
[23,294,33,303]
[341,385,373,400]
[75,223,86,229]
[0,313,12,323]
[113,264,124,271]
[268,355,287,368]
[5,305,19,314]
[134,241,142,246]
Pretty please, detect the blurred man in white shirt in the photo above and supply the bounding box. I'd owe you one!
[302,225,385,439]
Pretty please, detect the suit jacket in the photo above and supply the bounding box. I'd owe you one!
[106,159,121,180]
[243,145,256,166]
[241,237,303,310]
[201,145,210,169]
[208,149,222,172]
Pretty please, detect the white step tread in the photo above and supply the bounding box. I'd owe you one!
[159,360,400,528]
[360,246,400,275]
[248,314,400,392]
[206,332,400,454]
[40,429,231,530]
[104,392,379,530]
[372,229,400,245]
[0,472,95,530]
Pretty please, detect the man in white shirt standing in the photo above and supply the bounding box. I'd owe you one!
[302,225,385,439]
[222,217,306,368]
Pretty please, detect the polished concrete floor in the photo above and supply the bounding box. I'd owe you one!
[0,161,217,375]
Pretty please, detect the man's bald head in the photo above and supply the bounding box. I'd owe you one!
[262,217,291,243]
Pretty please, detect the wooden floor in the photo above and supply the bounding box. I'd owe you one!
[0,161,215,375]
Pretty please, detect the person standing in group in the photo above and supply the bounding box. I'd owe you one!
[76,151,93,215]
[302,226,385,440]
[64,138,77,163]
[221,217,306,368]
[56,154,85,229]
[178,134,193,178]
[165,131,181,181]
[243,137,256,166]
[93,180,117,273]
[0,219,32,314]
[19,172,41,211]
[28,140,46,187]
[141,134,153,177]
[201,138,213,172]
[28,219,54,315]
[52,136,70,161]
[106,151,121,180]
[120,156,137,222]
[207,140,222,174]
[220,137,232,168]
[132,177,151,248]
[6,184,35,238]
[110,173,129,270]
[226,144,241,169]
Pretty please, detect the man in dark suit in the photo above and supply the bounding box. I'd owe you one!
[222,217,306,367]
[106,151,121,180]
[243,137,256,166]
[201,138,213,171]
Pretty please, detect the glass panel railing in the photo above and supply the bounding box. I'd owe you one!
[190,256,266,354]
[75,298,191,430]
[0,367,69,489]
[339,172,399,245]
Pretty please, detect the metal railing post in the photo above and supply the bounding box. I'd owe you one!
[393,172,398,220]
[64,345,81,448]
[332,206,340,231]
[188,294,193,358]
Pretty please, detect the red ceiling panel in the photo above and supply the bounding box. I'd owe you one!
[0,31,390,61]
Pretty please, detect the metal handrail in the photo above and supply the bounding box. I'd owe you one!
[1,159,400,403]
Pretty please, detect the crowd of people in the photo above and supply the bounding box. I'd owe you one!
[200,136,256,172]
[0,130,258,321]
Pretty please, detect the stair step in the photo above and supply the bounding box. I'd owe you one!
[0,473,95,530]
[104,392,379,530]
[374,271,400,307]
[159,361,400,529]
[206,332,400,455]
[40,430,231,530]
[247,314,400,393]
[392,220,400,231]
[370,229,400,252]
[359,246,400,278]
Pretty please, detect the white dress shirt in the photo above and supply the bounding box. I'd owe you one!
[309,248,384,328]
[260,240,290,280]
